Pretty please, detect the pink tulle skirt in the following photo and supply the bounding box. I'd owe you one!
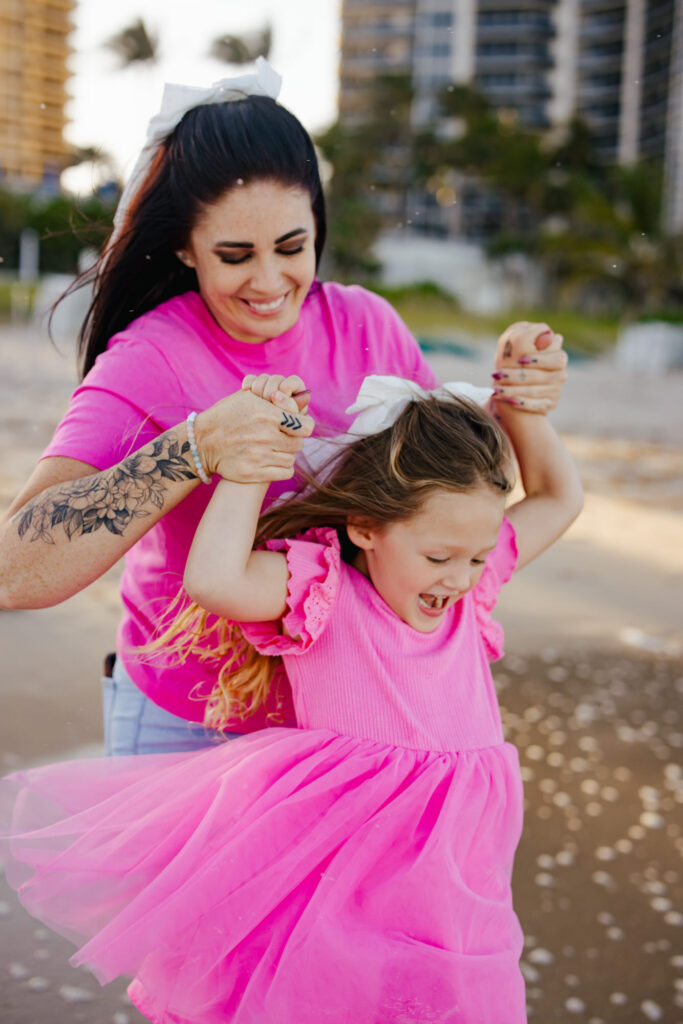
[0,727,526,1023]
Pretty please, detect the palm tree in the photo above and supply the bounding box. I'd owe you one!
[210,26,271,65]
[103,18,158,68]
[65,145,117,177]
[62,144,120,199]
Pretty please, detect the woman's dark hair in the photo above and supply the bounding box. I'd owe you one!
[74,96,326,378]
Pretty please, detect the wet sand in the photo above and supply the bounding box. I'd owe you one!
[1,323,682,1023]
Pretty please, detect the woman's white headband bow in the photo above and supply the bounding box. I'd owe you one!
[111,57,282,242]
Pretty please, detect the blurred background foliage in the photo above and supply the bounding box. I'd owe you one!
[2,63,681,345]
[316,76,683,323]
[0,189,115,275]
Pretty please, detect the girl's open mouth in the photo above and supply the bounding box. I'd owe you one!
[418,593,449,615]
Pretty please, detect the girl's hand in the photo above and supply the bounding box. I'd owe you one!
[194,382,314,484]
[491,322,568,414]
[241,373,311,414]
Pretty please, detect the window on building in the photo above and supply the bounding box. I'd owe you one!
[586,72,622,87]
[478,11,551,29]
[588,9,626,26]
[586,41,623,57]
[477,42,548,58]
[477,72,517,87]
[586,103,620,118]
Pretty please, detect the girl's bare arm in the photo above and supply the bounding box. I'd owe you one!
[496,407,583,570]
[492,323,583,570]
[183,479,290,623]
[184,378,312,623]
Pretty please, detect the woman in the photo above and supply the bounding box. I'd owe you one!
[0,60,566,755]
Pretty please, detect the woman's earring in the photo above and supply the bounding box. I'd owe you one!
[175,250,194,268]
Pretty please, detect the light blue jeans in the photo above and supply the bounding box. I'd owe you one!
[101,656,242,755]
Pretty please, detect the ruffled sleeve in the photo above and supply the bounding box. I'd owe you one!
[239,527,341,656]
[471,516,518,662]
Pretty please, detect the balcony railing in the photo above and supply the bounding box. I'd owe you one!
[476,0,556,9]
[476,51,554,69]
[579,21,626,43]
[477,80,553,99]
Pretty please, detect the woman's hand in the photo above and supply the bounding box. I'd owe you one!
[491,322,568,415]
[194,375,314,483]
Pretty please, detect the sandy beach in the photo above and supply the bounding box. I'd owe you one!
[1,321,682,1023]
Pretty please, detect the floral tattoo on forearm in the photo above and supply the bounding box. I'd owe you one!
[15,434,196,544]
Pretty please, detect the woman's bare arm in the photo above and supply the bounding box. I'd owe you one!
[0,430,200,609]
[0,386,313,610]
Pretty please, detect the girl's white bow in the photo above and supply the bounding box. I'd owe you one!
[291,375,494,489]
[345,375,493,437]
[112,57,282,241]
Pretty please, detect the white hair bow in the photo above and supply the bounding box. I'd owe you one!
[344,375,493,438]
[292,375,494,487]
[112,57,282,241]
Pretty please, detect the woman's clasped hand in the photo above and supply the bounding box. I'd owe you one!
[194,375,314,484]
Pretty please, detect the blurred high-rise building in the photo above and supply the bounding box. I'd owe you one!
[0,0,75,192]
[339,0,683,235]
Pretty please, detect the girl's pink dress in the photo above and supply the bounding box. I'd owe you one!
[0,521,525,1024]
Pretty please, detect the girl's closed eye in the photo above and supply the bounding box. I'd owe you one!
[426,555,486,566]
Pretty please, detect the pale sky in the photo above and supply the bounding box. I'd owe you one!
[63,0,341,191]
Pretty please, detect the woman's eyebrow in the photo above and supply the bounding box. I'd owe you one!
[275,228,308,244]
[213,228,308,250]
[214,240,253,249]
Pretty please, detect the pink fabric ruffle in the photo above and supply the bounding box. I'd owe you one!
[241,527,341,656]
[472,517,518,661]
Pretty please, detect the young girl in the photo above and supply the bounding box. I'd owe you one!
[0,339,582,1024]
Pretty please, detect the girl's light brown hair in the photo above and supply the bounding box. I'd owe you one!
[157,393,513,730]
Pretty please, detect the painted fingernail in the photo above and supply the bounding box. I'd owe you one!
[518,356,537,365]
[505,397,523,406]
[491,371,505,380]
[493,387,505,395]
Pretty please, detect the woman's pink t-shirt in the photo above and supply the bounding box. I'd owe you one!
[43,283,437,729]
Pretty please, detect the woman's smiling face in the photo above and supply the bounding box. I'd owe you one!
[184,179,317,344]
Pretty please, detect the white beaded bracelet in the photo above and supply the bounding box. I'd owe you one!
[186,411,212,485]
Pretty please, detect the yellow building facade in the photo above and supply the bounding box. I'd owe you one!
[0,0,75,190]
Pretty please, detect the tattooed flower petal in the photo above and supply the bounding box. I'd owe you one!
[16,431,194,546]
[132,455,158,475]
